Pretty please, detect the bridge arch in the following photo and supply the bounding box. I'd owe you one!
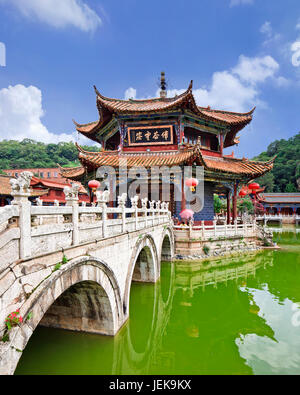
[123,234,159,317]
[1,256,123,376]
[160,226,174,261]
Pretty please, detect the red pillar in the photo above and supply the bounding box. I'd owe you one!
[181,173,186,211]
[220,133,224,156]
[232,183,237,224]
[227,191,231,225]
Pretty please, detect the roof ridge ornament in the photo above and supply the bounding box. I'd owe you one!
[160,71,167,99]
[93,85,101,97]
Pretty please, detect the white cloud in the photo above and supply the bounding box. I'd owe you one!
[2,0,102,33]
[124,87,137,100]
[0,42,5,67]
[169,55,282,112]
[260,21,281,46]
[232,55,280,84]
[260,21,272,38]
[230,0,254,7]
[291,20,300,67]
[291,41,300,67]
[191,71,258,112]
[0,84,76,144]
[127,54,287,113]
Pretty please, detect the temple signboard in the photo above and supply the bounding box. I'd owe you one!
[127,125,173,146]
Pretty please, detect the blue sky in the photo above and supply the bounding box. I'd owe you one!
[0,0,299,158]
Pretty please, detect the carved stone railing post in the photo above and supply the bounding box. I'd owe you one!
[142,197,148,227]
[96,191,110,237]
[10,171,33,259]
[118,193,127,233]
[155,201,161,224]
[131,195,139,230]
[150,200,155,225]
[64,183,80,245]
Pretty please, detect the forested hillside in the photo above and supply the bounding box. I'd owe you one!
[254,132,300,192]
[0,139,100,170]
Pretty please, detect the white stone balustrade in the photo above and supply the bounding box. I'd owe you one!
[0,173,171,274]
[174,221,257,240]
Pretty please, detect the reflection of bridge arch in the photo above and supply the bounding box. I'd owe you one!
[5,256,123,376]
[112,261,176,374]
[123,234,159,317]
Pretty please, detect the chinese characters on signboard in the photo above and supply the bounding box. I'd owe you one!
[128,125,173,146]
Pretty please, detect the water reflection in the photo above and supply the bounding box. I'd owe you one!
[16,235,300,375]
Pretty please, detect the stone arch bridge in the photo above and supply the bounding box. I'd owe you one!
[0,179,174,375]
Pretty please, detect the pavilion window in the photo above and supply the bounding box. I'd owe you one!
[47,172,51,178]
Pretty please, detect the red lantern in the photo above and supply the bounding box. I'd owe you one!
[185,178,198,192]
[88,180,100,192]
[248,182,260,194]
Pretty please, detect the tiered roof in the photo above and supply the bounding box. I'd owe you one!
[74,82,254,148]
[60,143,275,181]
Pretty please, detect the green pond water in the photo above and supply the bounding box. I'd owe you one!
[15,229,300,375]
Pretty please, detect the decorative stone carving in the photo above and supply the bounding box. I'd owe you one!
[54,200,59,207]
[141,197,148,209]
[63,183,80,200]
[96,190,110,204]
[162,202,170,210]
[155,201,161,210]
[36,198,43,206]
[131,195,139,209]
[117,193,127,208]
[149,201,155,210]
[10,171,33,196]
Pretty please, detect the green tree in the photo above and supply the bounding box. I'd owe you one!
[214,194,222,214]
[254,132,300,192]
[0,139,100,171]
[238,197,254,214]
[285,182,297,192]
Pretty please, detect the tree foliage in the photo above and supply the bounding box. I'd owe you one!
[0,139,100,170]
[238,197,254,214]
[254,132,300,192]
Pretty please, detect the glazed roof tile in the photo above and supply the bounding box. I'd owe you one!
[74,83,254,147]
[60,144,274,181]
[259,193,300,204]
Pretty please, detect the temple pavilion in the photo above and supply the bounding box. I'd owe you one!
[60,73,274,224]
